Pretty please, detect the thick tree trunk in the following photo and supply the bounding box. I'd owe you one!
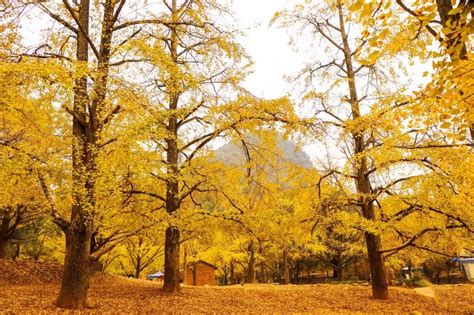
[57,0,95,309]
[135,257,142,279]
[365,233,387,298]
[163,226,181,292]
[332,257,344,281]
[192,265,197,286]
[247,240,256,283]
[57,222,92,309]
[0,216,11,259]
[337,267,343,281]
[293,261,301,284]
[337,4,388,299]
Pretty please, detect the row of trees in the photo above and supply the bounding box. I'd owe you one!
[0,0,472,309]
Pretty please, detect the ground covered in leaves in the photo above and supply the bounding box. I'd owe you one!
[0,260,473,314]
[0,259,62,285]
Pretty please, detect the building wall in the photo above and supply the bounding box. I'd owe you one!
[463,263,474,279]
[184,263,216,286]
[184,266,193,285]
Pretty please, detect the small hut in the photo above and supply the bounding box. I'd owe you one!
[450,257,474,280]
[184,260,217,286]
[146,271,164,281]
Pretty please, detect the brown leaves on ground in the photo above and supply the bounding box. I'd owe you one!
[1,260,472,314]
[434,285,474,313]
[0,259,62,285]
[1,275,473,314]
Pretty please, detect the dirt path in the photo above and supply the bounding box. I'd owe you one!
[413,287,436,298]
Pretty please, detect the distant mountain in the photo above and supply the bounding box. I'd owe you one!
[214,135,313,169]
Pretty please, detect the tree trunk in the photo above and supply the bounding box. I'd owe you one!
[281,250,290,285]
[337,3,388,299]
[435,0,468,59]
[259,261,267,283]
[247,240,256,283]
[230,262,235,284]
[163,226,180,292]
[13,243,20,260]
[224,267,229,285]
[135,256,142,279]
[57,224,92,309]
[182,244,188,284]
[0,235,7,259]
[365,233,387,298]
[337,266,343,281]
[162,0,182,294]
[332,256,344,281]
[0,215,11,259]
[57,0,95,309]
[293,261,301,284]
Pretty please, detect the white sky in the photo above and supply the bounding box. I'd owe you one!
[232,0,301,99]
[231,0,326,164]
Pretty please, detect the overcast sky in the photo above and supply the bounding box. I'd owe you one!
[232,0,337,165]
[232,0,301,99]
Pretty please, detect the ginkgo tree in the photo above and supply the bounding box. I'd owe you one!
[349,0,474,255]
[210,131,315,284]
[276,0,473,299]
[120,0,299,293]
[2,0,190,308]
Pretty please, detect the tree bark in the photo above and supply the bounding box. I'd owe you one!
[230,262,235,284]
[56,0,93,309]
[0,236,8,259]
[259,261,267,283]
[337,3,388,299]
[332,257,344,281]
[135,256,142,279]
[281,250,290,285]
[13,243,20,260]
[56,0,118,305]
[57,224,92,309]
[0,216,10,259]
[162,0,182,294]
[223,266,229,285]
[435,0,468,59]
[247,240,256,283]
[163,226,181,292]
[337,266,343,281]
[182,244,188,284]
